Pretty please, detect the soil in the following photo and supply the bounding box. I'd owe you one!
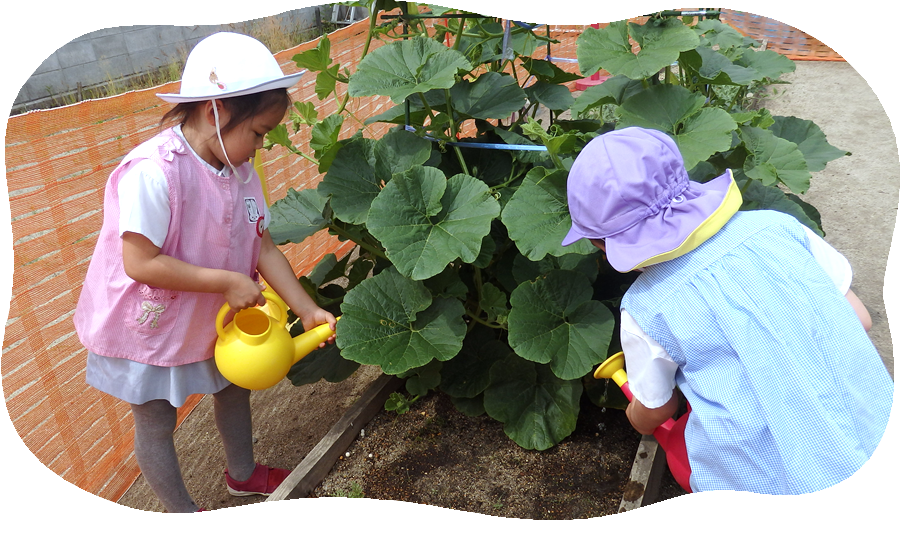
[118,61,896,518]
[312,390,686,519]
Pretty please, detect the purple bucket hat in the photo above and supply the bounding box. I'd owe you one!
[562,127,741,272]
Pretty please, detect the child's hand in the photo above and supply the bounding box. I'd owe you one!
[223,273,266,310]
[300,308,338,348]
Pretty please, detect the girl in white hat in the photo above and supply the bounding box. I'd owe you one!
[74,32,335,512]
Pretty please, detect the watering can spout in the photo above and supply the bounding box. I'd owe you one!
[292,316,340,363]
[593,351,694,493]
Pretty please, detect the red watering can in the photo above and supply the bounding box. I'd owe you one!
[594,351,693,493]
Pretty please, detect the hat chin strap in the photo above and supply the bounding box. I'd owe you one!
[212,100,254,185]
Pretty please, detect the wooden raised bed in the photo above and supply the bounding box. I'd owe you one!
[266,372,670,512]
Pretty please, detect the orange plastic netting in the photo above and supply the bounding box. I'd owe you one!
[2,12,837,505]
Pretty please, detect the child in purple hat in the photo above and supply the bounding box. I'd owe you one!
[563,126,893,494]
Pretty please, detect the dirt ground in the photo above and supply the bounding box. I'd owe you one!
[118,60,897,516]
[312,388,690,518]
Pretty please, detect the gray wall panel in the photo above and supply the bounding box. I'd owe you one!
[0,0,331,116]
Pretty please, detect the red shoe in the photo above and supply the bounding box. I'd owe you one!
[169,508,237,550]
[225,463,290,497]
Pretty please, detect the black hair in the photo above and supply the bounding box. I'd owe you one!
[160,87,291,135]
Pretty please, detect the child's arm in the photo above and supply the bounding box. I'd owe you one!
[256,230,337,339]
[626,393,679,435]
[122,231,265,309]
[845,289,873,332]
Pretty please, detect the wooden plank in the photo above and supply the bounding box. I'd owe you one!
[618,434,667,512]
[266,373,403,501]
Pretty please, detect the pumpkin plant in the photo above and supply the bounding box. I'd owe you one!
[265,3,847,450]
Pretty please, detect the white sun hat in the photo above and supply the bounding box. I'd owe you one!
[157,32,305,103]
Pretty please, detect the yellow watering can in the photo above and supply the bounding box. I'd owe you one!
[214,291,338,390]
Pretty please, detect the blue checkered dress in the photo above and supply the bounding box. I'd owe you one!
[621,210,894,494]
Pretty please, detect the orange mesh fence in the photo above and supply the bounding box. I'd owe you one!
[0,466,122,550]
[0,0,884,548]
[722,0,900,62]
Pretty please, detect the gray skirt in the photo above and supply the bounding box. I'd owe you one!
[86,351,232,407]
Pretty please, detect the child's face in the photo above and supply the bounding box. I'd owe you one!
[214,101,287,168]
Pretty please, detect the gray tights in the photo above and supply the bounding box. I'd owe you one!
[130,383,257,513]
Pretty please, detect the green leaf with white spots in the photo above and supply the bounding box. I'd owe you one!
[336,267,466,374]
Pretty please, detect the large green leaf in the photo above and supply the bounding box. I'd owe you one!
[768,115,848,172]
[679,47,759,85]
[367,165,500,281]
[501,166,595,260]
[287,344,360,385]
[734,48,796,81]
[310,114,345,172]
[374,130,433,176]
[336,267,466,374]
[292,34,332,72]
[402,360,442,396]
[483,356,582,450]
[616,85,737,169]
[507,270,614,380]
[675,107,741,170]
[523,81,574,112]
[520,57,581,85]
[740,180,824,235]
[348,35,473,103]
[511,252,600,287]
[694,19,746,55]
[450,71,527,120]
[569,75,644,118]
[494,127,547,165]
[318,138,380,224]
[440,324,511,399]
[577,19,700,81]
[739,125,810,193]
[268,188,329,245]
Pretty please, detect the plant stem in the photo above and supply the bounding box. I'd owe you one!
[466,313,503,330]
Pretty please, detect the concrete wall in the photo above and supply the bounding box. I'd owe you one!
[0,0,331,116]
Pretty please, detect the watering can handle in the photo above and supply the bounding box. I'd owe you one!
[215,290,284,340]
